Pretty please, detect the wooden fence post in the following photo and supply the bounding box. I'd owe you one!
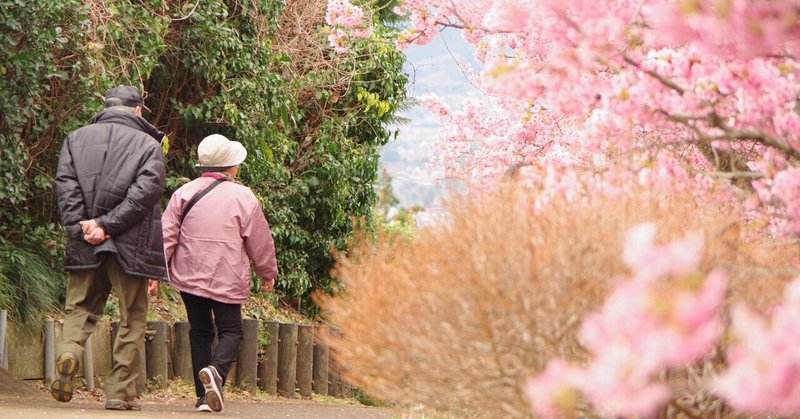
[329,369,342,398]
[172,322,193,382]
[145,321,169,389]
[312,325,329,396]
[296,325,313,398]
[257,320,279,394]
[276,323,297,398]
[329,328,343,398]
[236,318,259,394]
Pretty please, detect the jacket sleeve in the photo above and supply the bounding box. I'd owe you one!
[95,143,166,237]
[242,199,278,281]
[161,193,181,265]
[55,136,88,240]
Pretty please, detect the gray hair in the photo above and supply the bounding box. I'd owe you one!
[105,105,138,113]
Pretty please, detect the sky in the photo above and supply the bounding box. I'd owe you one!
[379,29,480,212]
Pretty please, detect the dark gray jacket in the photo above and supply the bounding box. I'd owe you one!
[55,109,168,279]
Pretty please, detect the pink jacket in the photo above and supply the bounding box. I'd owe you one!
[162,172,278,304]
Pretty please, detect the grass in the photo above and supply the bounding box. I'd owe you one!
[0,244,62,326]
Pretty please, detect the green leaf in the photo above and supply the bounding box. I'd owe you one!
[161,135,170,155]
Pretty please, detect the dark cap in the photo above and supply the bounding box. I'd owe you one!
[104,86,151,112]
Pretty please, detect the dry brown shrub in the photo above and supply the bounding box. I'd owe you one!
[320,184,797,417]
[273,0,328,75]
[272,0,352,102]
[270,0,371,155]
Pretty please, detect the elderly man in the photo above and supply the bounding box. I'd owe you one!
[52,86,167,411]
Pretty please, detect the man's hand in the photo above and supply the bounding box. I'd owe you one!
[263,277,276,292]
[79,219,110,245]
[79,219,100,235]
[148,279,159,297]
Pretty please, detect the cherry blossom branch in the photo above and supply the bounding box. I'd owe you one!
[661,110,800,162]
[622,55,798,164]
[622,53,685,95]
[705,171,764,180]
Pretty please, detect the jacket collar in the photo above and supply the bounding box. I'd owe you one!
[201,172,230,180]
[89,109,165,141]
[200,171,241,184]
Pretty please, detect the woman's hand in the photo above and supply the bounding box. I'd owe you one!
[148,279,159,297]
[263,277,276,292]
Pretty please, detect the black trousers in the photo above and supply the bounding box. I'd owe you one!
[180,291,243,397]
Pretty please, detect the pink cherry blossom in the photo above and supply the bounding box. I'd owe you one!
[714,277,800,414]
[325,0,375,53]
[622,222,705,282]
[645,0,800,58]
[580,345,672,418]
[327,28,351,54]
[527,225,727,416]
[418,93,450,117]
[484,0,538,32]
[326,0,364,28]
[388,0,800,236]
[524,359,582,417]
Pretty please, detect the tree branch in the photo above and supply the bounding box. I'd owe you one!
[172,0,201,22]
[704,171,764,180]
[622,53,686,95]
[659,109,800,162]
[670,399,702,419]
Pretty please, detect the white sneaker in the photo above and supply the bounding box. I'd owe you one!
[198,366,224,412]
[195,396,212,412]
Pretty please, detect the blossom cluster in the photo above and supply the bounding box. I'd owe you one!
[714,277,800,414]
[646,0,800,58]
[525,224,727,417]
[325,0,374,53]
[325,0,364,28]
[396,0,800,237]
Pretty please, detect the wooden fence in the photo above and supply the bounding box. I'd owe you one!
[0,311,356,399]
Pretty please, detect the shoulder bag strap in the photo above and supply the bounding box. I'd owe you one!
[180,178,226,224]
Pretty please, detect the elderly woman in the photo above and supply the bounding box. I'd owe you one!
[160,134,278,412]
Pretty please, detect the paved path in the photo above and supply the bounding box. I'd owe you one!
[0,370,398,418]
[0,397,398,418]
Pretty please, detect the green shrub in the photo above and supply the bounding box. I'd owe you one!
[1,0,407,319]
[0,244,62,325]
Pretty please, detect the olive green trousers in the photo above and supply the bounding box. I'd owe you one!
[57,256,147,401]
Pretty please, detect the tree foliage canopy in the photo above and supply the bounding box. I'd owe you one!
[0,0,407,320]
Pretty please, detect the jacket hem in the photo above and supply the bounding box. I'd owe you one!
[64,262,167,281]
[124,270,168,281]
[169,282,248,305]
[64,263,103,271]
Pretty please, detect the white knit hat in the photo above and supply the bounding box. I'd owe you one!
[196,134,247,168]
